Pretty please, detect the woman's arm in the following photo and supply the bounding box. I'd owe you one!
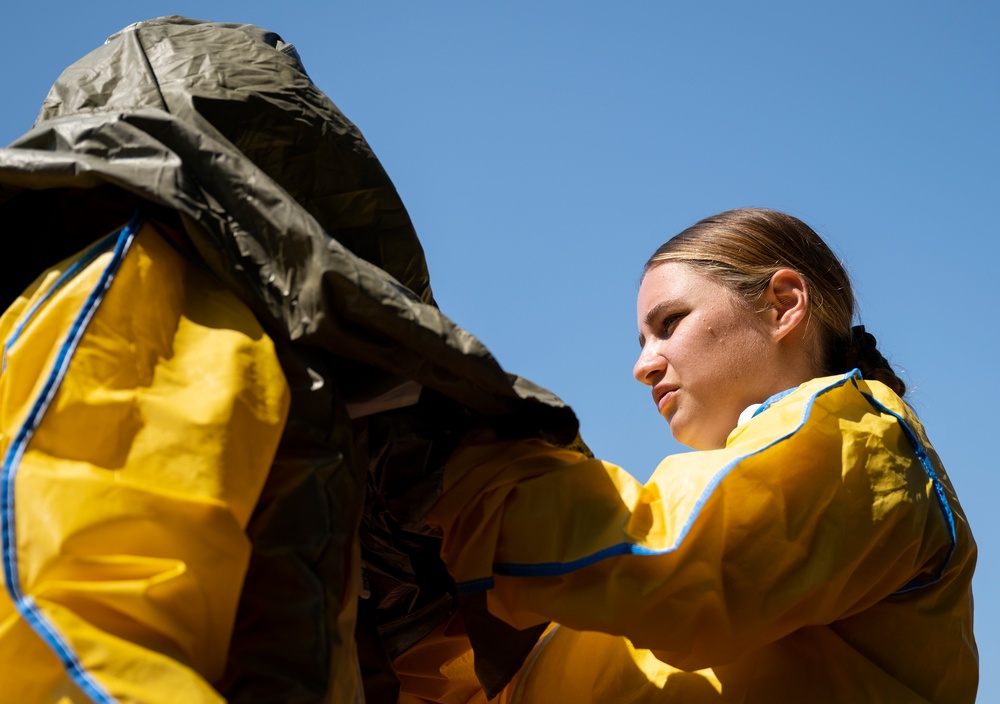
[428,374,955,670]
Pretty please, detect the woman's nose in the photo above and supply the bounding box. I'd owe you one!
[633,344,666,385]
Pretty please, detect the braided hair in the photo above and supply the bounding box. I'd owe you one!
[839,325,906,396]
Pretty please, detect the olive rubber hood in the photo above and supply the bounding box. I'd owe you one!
[36,16,436,308]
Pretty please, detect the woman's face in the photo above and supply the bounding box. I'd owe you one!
[633,262,784,450]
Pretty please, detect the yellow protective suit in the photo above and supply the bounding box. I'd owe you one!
[412,372,977,703]
[0,214,290,702]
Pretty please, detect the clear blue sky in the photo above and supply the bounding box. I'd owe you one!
[3,1,996,698]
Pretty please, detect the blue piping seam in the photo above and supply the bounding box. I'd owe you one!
[457,369,957,597]
[1,229,122,374]
[859,391,957,595]
[751,386,797,418]
[458,370,862,595]
[1,211,142,704]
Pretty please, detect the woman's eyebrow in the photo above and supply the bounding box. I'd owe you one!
[639,301,678,346]
[643,301,676,330]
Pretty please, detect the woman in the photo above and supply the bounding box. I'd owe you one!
[400,208,978,702]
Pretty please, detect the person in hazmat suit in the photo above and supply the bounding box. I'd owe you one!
[393,208,978,703]
[0,16,585,703]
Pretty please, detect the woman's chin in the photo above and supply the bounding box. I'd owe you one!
[667,418,700,450]
[669,420,729,451]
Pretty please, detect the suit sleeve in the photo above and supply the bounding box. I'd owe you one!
[427,378,954,670]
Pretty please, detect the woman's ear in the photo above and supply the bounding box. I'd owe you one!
[764,269,810,341]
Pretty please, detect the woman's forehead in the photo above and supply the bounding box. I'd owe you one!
[639,262,720,302]
[637,262,749,325]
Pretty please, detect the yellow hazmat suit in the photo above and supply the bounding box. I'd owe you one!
[411,372,977,703]
[0,215,290,701]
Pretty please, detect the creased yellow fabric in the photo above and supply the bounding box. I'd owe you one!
[0,222,290,702]
[420,374,977,703]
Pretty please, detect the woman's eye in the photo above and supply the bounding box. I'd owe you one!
[661,314,682,337]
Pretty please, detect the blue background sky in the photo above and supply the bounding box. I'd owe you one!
[3,2,996,698]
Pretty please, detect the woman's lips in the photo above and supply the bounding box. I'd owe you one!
[655,385,678,414]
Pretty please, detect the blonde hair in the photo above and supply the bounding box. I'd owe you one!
[645,208,905,396]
